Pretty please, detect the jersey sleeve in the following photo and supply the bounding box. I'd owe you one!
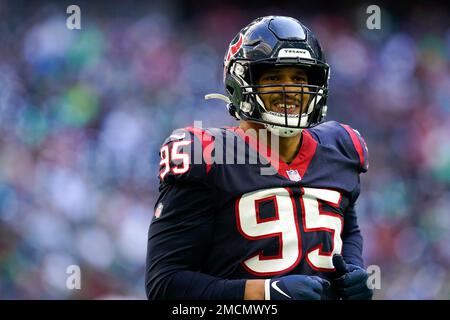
[149,129,245,299]
[338,123,369,173]
[337,124,367,267]
[308,121,369,174]
[310,122,368,267]
[146,181,245,299]
[341,202,364,268]
[158,127,215,185]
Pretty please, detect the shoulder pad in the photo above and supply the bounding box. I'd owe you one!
[158,127,215,184]
[339,123,369,173]
[310,121,369,173]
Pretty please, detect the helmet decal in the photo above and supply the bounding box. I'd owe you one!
[277,48,312,59]
[225,33,244,66]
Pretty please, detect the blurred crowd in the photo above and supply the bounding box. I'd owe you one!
[0,0,449,299]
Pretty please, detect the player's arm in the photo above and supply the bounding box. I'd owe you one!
[335,122,369,267]
[146,181,246,300]
[341,202,364,267]
[329,201,372,300]
[332,124,372,299]
[244,280,265,299]
[146,128,248,299]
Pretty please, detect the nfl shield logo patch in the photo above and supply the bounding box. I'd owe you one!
[286,169,302,182]
[154,203,164,219]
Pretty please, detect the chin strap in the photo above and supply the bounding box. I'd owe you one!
[204,93,241,120]
[204,93,231,104]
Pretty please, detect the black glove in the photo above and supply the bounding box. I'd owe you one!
[266,275,330,300]
[332,254,373,300]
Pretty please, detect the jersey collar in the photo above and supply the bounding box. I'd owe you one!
[229,127,318,181]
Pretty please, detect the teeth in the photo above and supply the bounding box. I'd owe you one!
[276,103,297,109]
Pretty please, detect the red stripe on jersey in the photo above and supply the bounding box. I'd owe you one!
[185,127,214,174]
[341,124,365,168]
[232,127,272,166]
[231,128,317,180]
[283,130,318,180]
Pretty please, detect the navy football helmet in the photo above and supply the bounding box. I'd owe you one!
[210,16,330,137]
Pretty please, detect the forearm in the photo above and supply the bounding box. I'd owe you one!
[244,279,266,300]
[342,202,364,268]
[147,269,246,300]
[342,227,364,267]
[147,267,268,300]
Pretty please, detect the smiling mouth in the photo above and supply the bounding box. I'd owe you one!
[270,103,301,114]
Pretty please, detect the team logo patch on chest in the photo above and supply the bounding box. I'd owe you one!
[286,169,302,182]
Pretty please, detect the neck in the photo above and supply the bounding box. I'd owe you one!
[239,121,302,164]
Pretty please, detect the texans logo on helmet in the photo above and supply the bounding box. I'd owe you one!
[225,33,244,65]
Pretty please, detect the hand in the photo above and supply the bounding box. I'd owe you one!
[332,254,373,300]
[266,275,330,300]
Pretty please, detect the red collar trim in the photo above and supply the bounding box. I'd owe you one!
[230,127,317,180]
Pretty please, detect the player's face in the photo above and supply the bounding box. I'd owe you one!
[256,66,310,115]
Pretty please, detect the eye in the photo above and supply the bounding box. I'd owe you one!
[293,76,307,83]
[262,75,280,82]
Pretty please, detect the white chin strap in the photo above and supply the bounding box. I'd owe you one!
[265,125,302,137]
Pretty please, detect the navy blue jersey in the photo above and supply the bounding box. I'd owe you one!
[146,121,369,300]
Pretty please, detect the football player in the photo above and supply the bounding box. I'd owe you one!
[145,16,373,300]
